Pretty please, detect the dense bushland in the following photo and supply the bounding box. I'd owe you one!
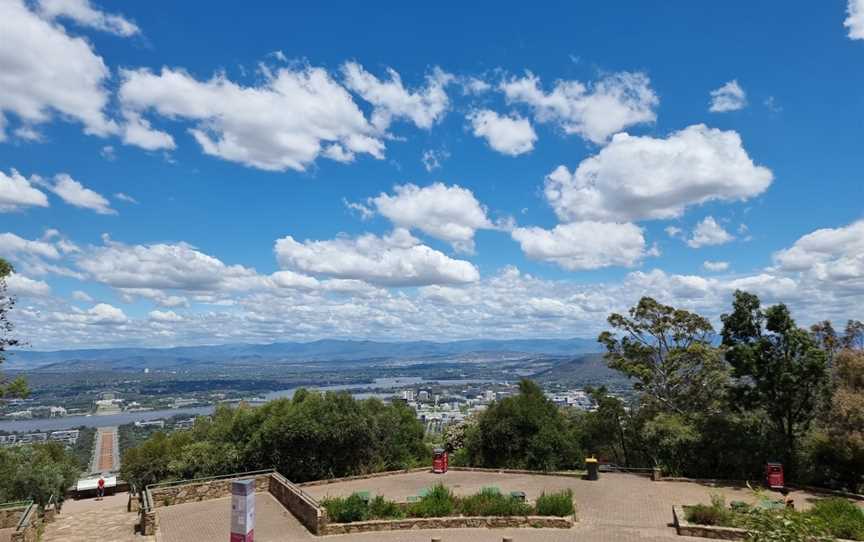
[121,391,426,488]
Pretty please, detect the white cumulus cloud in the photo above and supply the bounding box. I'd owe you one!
[5,273,51,296]
[341,62,452,131]
[500,71,658,144]
[363,183,494,253]
[0,0,116,140]
[846,0,864,40]
[511,221,650,270]
[274,228,479,287]
[48,174,115,215]
[773,220,864,295]
[709,80,747,112]
[687,216,734,248]
[703,260,730,272]
[118,65,385,171]
[467,109,537,156]
[0,169,49,212]
[544,124,773,222]
[149,310,184,323]
[38,0,139,36]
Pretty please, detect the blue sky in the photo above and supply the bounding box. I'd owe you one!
[1,0,862,349]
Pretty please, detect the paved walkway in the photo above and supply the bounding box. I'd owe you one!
[0,527,12,542]
[42,492,152,542]
[157,492,307,542]
[91,426,119,474]
[156,471,841,542]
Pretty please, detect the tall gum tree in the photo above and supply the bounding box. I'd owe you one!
[721,290,829,477]
[0,257,27,401]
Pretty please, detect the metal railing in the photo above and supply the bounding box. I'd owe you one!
[0,500,30,510]
[15,501,35,532]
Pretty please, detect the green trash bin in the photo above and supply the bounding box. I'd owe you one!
[585,457,599,481]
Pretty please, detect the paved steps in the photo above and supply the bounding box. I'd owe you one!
[42,493,152,542]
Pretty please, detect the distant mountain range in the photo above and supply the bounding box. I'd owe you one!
[6,338,601,371]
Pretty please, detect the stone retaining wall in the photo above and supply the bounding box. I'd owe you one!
[322,515,574,535]
[673,506,746,540]
[268,473,325,534]
[10,505,38,542]
[0,505,26,529]
[149,474,271,508]
[140,508,158,536]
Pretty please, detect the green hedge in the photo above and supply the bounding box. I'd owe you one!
[321,484,575,524]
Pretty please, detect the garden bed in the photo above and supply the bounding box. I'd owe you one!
[319,484,576,534]
[673,494,864,541]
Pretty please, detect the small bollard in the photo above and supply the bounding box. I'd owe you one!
[503,538,514,542]
[431,538,442,542]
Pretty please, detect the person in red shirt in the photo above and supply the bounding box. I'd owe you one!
[97,477,105,500]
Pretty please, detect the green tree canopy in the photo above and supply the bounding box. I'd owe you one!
[0,257,27,401]
[721,290,830,475]
[0,442,81,507]
[121,392,428,488]
[463,379,582,471]
[598,296,728,415]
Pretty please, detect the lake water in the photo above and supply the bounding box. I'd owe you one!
[0,377,490,432]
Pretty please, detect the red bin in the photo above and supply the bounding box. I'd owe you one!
[765,463,784,489]
[432,448,448,474]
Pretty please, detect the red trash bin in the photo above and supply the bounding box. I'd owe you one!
[765,463,784,489]
[432,448,448,474]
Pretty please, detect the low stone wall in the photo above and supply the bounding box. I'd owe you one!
[0,504,27,529]
[140,508,158,536]
[673,506,745,540]
[672,505,859,542]
[149,473,271,508]
[322,515,574,535]
[10,504,38,542]
[268,473,325,534]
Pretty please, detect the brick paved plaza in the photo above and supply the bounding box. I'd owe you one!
[156,471,839,542]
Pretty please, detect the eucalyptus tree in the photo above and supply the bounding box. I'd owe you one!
[721,290,830,476]
[0,257,27,401]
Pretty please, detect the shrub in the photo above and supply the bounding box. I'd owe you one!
[458,488,532,517]
[367,495,404,520]
[321,493,368,523]
[743,509,831,542]
[807,498,864,540]
[534,489,575,517]
[685,494,733,527]
[408,483,455,518]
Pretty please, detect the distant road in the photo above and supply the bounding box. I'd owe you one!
[91,426,119,474]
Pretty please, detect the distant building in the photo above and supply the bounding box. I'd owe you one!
[174,418,196,430]
[401,390,415,402]
[49,430,79,445]
[418,390,430,401]
[134,420,165,429]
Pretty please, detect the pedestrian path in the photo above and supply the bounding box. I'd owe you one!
[42,492,151,542]
[91,426,119,474]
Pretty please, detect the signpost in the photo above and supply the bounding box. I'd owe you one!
[230,479,255,542]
